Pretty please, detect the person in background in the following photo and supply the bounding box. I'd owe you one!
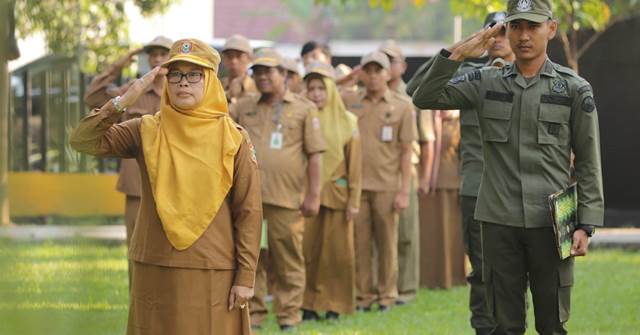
[342,51,416,312]
[283,57,303,94]
[221,34,257,103]
[301,61,362,321]
[233,48,326,331]
[418,109,466,290]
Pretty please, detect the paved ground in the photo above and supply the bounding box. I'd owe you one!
[1,224,639,249]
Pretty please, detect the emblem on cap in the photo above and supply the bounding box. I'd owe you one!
[181,41,192,54]
[517,0,533,12]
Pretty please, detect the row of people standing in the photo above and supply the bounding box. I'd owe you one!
[221,35,470,330]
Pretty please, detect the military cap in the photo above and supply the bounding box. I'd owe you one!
[222,34,253,56]
[161,38,220,72]
[506,0,553,23]
[144,36,173,53]
[360,50,390,70]
[251,48,283,68]
[304,61,335,80]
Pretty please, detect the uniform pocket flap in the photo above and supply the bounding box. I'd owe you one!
[482,100,512,120]
[539,103,571,124]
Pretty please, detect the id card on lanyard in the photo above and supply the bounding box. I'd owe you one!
[270,102,285,150]
[381,111,394,142]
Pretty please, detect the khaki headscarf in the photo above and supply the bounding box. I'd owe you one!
[140,39,242,250]
[314,76,358,184]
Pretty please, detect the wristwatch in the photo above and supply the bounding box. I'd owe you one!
[112,96,127,113]
[577,224,595,237]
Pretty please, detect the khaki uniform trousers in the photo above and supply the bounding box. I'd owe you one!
[250,204,305,326]
[355,190,399,308]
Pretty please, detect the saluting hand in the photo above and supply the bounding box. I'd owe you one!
[448,23,504,61]
[228,285,254,311]
[119,66,168,109]
[570,229,590,257]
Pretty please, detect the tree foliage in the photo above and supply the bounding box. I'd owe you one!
[319,0,640,71]
[14,0,175,73]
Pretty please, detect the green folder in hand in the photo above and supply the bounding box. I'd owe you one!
[548,183,578,259]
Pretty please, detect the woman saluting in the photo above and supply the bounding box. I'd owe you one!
[70,39,262,335]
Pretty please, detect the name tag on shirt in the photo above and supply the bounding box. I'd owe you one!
[381,126,393,142]
[270,132,283,150]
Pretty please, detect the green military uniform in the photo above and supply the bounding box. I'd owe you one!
[409,1,604,332]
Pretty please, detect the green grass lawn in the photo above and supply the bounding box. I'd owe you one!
[0,240,638,335]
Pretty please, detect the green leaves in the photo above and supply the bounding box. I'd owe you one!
[15,0,174,73]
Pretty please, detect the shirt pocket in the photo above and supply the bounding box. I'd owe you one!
[481,100,513,143]
[282,116,304,146]
[538,103,571,146]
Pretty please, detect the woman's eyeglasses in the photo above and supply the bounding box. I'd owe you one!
[167,71,204,84]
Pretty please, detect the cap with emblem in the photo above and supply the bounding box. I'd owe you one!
[222,34,253,56]
[360,50,390,70]
[484,11,507,28]
[304,61,335,80]
[251,48,283,68]
[144,36,173,53]
[379,40,404,61]
[282,57,301,75]
[505,0,553,23]
[161,38,221,72]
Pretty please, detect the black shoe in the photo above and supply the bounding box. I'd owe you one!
[302,309,320,321]
[251,324,262,331]
[475,327,494,335]
[325,311,340,320]
[279,324,297,331]
[395,300,407,306]
[378,304,390,313]
[356,306,372,312]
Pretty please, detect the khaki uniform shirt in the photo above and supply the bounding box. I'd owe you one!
[221,75,257,103]
[320,135,363,210]
[411,51,604,228]
[69,102,263,287]
[233,90,327,210]
[342,89,417,192]
[84,74,161,197]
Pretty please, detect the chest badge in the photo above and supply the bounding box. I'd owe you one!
[552,79,568,95]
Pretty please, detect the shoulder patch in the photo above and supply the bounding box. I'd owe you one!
[578,84,592,96]
[582,96,596,113]
[449,70,481,85]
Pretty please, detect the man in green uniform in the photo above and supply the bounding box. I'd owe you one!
[409,1,604,334]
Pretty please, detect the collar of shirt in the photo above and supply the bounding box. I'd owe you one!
[258,89,295,105]
[362,88,393,104]
[502,57,556,78]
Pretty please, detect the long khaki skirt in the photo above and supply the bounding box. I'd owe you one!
[302,207,356,315]
[127,261,252,335]
[419,189,466,289]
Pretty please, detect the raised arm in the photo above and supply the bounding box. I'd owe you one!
[70,66,166,158]
[411,24,504,111]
